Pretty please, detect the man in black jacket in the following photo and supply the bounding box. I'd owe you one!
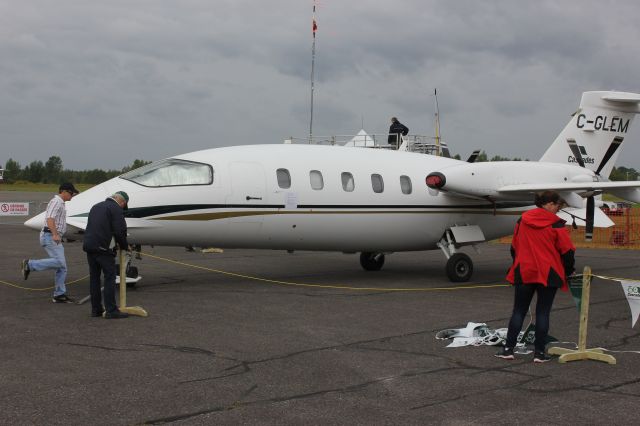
[83,191,130,319]
[388,117,409,149]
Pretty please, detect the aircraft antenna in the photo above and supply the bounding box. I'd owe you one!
[434,88,442,156]
[309,2,318,142]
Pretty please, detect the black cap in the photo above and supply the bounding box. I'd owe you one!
[114,191,129,204]
[59,182,79,195]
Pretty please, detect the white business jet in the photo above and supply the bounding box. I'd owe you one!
[25,91,640,282]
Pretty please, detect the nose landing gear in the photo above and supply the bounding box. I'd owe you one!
[115,251,143,288]
[359,252,386,271]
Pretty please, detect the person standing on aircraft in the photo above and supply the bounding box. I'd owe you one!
[388,117,409,149]
[496,191,575,363]
[82,191,131,319]
[21,182,79,303]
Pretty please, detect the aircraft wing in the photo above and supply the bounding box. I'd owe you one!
[556,207,614,228]
[498,181,640,205]
[497,181,639,229]
[66,217,161,233]
[498,181,640,193]
[66,218,88,232]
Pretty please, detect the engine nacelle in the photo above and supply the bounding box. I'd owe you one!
[426,161,597,201]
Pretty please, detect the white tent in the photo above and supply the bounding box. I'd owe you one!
[345,129,376,147]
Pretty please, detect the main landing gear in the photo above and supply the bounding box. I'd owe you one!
[445,252,473,282]
[359,252,385,271]
[357,225,484,282]
[437,225,485,282]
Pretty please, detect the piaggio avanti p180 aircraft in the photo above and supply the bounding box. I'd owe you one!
[25,91,640,282]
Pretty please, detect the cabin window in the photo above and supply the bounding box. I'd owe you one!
[371,174,384,193]
[400,175,412,194]
[277,168,291,189]
[310,170,324,190]
[341,172,355,192]
[120,158,213,187]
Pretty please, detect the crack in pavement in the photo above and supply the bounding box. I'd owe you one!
[411,375,547,410]
[141,367,479,424]
[179,362,251,384]
[63,342,141,352]
[350,343,544,380]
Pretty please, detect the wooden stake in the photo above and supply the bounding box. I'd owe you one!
[548,266,615,364]
[118,249,148,317]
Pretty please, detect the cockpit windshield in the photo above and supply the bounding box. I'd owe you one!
[121,158,213,187]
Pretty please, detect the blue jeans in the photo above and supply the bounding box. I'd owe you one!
[28,232,67,296]
[505,283,558,353]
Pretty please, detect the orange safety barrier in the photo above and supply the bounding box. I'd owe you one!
[497,207,640,250]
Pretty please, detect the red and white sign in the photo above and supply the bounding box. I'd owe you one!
[0,202,30,216]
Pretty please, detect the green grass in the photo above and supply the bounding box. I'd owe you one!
[0,182,95,192]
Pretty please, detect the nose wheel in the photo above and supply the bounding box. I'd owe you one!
[445,253,473,282]
[360,252,385,271]
[115,252,142,288]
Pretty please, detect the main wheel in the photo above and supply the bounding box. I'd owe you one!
[360,252,385,271]
[445,253,473,282]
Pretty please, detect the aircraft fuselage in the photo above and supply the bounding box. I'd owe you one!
[28,144,526,252]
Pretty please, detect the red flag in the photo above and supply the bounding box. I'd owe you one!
[312,19,317,34]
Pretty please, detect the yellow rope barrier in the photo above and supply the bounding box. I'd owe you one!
[589,273,638,282]
[138,252,509,292]
[3,253,634,294]
[0,275,88,292]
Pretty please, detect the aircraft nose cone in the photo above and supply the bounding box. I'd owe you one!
[24,212,45,231]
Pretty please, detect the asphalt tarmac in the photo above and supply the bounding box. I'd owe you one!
[1,191,640,425]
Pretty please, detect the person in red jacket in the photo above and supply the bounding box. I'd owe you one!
[496,191,575,363]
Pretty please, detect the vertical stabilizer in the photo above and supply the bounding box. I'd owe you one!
[540,91,640,177]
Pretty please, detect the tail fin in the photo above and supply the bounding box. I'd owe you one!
[540,91,640,177]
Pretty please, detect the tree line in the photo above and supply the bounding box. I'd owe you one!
[2,154,637,185]
[2,156,151,185]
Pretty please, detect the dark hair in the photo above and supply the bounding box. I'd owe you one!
[58,182,79,194]
[535,190,562,207]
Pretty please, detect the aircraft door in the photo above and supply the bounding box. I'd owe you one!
[225,161,267,224]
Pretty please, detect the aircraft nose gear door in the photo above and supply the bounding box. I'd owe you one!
[437,225,486,282]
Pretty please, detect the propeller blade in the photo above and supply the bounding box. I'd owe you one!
[567,138,585,168]
[466,150,481,163]
[585,196,594,241]
[595,136,624,176]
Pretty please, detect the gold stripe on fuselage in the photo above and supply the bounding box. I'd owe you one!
[154,209,523,221]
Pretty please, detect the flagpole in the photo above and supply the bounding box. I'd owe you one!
[309,3,317,142]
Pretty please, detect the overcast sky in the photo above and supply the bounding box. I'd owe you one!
[2,0,640,170]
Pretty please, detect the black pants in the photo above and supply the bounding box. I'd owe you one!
[87,252,118,314]
[505,283,558,352]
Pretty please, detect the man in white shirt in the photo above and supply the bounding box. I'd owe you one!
[21,182,79,303]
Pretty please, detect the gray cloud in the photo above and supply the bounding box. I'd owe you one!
[1,0,640,170]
